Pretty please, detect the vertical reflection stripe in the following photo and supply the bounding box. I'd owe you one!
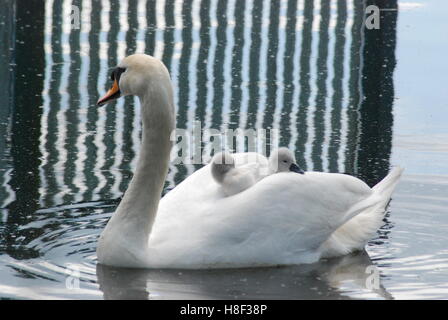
[220,0,236,137]
[339,0,354,173]
[272,0,288,133]
[53,0,72,204]
[93,0,110,200]
[311,0,330,172]
[185,0,201,172]
[131,0,147,171]
[165,0,183,189]
[321,0,337,172]
[109,0,129,198]
[202,0,218,160]
[74,0,92,202]
[352,0,366,175]
[288,0,304,152]
[304,0,320,171]
[39,0,54,207]
[154,0,166,60]
[236,0,253,150]
[254,0,271,133]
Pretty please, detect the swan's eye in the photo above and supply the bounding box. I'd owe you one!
[283,160,288,163]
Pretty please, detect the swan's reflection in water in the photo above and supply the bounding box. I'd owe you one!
[96,250,392,300]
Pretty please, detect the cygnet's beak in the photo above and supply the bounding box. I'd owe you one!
[97,79,120,106]
[289,163,305,174]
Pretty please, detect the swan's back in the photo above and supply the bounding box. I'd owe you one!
[148,167,401,269]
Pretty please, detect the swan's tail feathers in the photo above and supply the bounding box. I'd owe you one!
[320,167,404,258]
[365,166,404,229]
[372,166,404,201]
[367,166,404,228]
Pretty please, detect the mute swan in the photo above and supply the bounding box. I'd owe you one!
[96,54,403,269]
[211,148,304,197]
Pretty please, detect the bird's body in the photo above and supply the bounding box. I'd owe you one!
[210,149,303,197]
[96,54,403,269]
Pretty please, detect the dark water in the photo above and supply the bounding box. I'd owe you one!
[0,0,447,299]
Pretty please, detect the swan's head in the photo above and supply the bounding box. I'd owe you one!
[97,54,170,106]
[211,152,235,183]
[269,147,304,174]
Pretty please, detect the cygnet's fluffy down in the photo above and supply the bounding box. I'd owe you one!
[211,147,304,196]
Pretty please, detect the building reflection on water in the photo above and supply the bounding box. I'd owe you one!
[0,0,397,255]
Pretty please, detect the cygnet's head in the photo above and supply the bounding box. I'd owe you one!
[97,54,171,105]
[211,152,236,183]
[269,147,304,174]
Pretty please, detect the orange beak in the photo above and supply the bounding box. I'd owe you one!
[97,79,120,106]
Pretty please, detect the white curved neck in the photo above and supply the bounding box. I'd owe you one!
[100,78,174,258]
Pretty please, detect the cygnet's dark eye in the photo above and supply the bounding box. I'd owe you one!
[283,160,288,163]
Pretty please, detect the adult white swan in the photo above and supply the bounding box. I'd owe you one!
[96,54,403,269]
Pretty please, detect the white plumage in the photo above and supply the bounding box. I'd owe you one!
[210,149,302,197]
[96,54,403,269]
[148,164,403,268]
